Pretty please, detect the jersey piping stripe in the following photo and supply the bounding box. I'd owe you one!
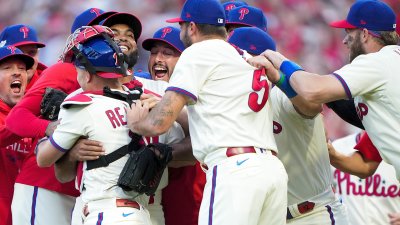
[30,186,38,225]
[49,135,69,152]
[166,86,197,102]
[331,73,352,99]
[96,212,104,225]
[325,205,336,225]
[208,166,218,225]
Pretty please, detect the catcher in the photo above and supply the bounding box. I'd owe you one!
[35,26,172,225]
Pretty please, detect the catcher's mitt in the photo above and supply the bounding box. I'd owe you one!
[118,143,173,196]
[40,88,68,121]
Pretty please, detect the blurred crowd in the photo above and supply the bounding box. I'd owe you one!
[0,0,399,140]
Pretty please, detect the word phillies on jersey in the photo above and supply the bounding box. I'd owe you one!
[334,169,400,198]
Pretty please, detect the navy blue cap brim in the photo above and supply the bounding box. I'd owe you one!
[102,13,142,41]
[142,38,183,53]
[0,54,35,70]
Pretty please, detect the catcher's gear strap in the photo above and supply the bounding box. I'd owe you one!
[86,133,141,170]
[79,85,144,170]
[103,86,142,106]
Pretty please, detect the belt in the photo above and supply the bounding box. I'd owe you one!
[202,147,277,170]
[286,201,315,219]
[226,147,277,157]
[83,199,140,217]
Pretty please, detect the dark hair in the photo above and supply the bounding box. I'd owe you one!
[195,23,227,39]
[373,31,400,46]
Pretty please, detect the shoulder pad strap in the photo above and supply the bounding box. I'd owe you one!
[61,93,93,109]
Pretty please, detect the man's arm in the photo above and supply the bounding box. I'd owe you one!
[261,50,348,104]
[127,91,188,137]
[327,141,379,178]
[54,139,104,183]
[36,138,66,167]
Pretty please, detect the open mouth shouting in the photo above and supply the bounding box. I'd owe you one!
[152,64,169,80]
[10,79,23,95]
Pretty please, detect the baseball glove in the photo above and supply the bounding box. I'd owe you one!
[118,143,173,196]
[40,88,68,121]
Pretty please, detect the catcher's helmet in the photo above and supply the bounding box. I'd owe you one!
[62,25,129,78]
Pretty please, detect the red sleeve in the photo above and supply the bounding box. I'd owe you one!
[6,62,80,138]
[354,132,382,163]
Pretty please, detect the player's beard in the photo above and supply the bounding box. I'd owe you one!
[181,28,192,48]
[123,49,139,68]
[349,31,366,63]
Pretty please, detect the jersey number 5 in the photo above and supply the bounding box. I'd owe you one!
[248,69,269,112]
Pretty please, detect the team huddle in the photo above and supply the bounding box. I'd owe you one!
[0,0,399,225]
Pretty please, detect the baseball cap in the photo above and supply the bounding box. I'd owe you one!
[0,45,35,69]
[71,8,116,33]
[0,24,45,48]
[166,0,226,26]
[101,13,142,41]
[227,27,276,55]
[226,6,268,32]
[330,0,396,32]
[142,26,185,53]
[222,1,248,18]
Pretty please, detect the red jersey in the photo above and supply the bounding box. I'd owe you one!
[0,100,32,225]
[162,163,206,225]
[354,132,383,163]
[6,62,81,197]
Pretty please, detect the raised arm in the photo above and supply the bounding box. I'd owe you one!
[127,91,188,137]
[261,50,348,103]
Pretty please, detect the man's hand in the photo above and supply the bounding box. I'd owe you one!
[45,119,61,137]
[261,50,288,69]
[127,100,150,134]
[68,138,105,161]
[247,55,280,83]
[389,213,400,225]
[140,93,161,110]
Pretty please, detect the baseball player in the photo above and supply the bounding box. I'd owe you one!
[259,0,400,180]
[221,1,248,19]
[330,131,400,225]
[0,24,47,90]
[127,0,288,225]
[142,26,205,225]
[0,46,34,225]
[233,27,348,224]
[225,5,268,32]
[36,26,153,225]
[5,8,118,225]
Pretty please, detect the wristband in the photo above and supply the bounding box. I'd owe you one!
[279,60,303,81]
[275,72,297,98]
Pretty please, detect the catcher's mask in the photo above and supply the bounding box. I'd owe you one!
[61,25,130,78]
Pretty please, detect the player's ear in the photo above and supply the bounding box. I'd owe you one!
[188,22,196,35]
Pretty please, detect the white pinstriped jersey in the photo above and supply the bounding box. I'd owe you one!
[52,93,145,203]
[270,87,333,205]
[332,133,400,225]
[334,45,400,180]
[51,79,177,204]
[167,39,276,163]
